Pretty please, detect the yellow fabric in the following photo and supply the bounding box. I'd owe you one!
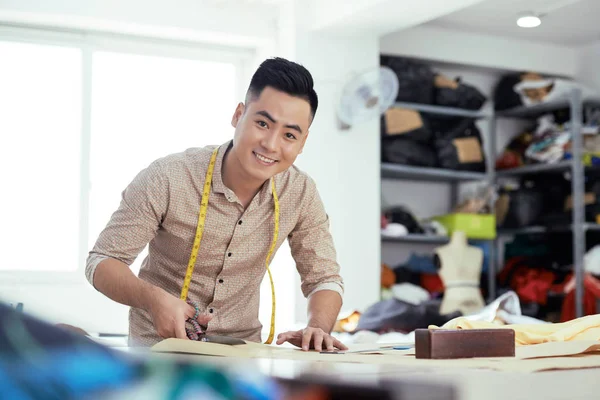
[430,314,600,346]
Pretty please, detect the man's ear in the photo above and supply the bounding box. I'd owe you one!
[231,102,245,128]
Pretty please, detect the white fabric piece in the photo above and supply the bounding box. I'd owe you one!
[514,78,599,106]
[584,245,600,276]
[463,291,521,323]
[381,223,408,237]
[334,330,415,345]
[391,283,430,305]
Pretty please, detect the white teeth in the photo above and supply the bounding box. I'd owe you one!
[255,153,276,164]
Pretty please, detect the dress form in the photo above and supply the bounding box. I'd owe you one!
[434,231,485,315]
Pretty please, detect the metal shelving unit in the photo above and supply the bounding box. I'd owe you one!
[495,160,573,177]
[381,234,450,244]
[498,223,600,236]
[393,102,491,119]
[381,101,497,301]
[381,90,600,317]
[493,90,600,318]
[381,163,487,182]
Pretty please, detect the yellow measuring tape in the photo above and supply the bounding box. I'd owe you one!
[180,147,280,345]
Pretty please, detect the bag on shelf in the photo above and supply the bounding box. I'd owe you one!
[381,136,437,167]
[433,74,487,110]
[380,108,433,143]
[493,72,524,111]
[497,186,544,229]
[493,71,600,111]
[430,117,486,171]
[380,54,435,104]
[382,205,425,234]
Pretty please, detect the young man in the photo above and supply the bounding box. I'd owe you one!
[85,57,347,352]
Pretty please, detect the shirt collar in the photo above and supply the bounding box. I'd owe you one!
[211,139,279,207]
[211,140,233,196]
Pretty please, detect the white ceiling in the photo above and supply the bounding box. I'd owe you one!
[309,0,486,37]
[424,0,600,46]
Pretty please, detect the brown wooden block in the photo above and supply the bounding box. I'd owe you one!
[415,328,515,359]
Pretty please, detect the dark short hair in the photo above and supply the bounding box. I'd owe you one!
[245,57,318,120]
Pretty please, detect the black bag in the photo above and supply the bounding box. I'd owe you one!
[430,117,486,171]
[500,187,544,228]
[354,298,462,333]
[380,109,433,144]
[380,54,435,104]
[435,77,487,110]
[493,73,525,111]
[383,205,424,234]
[381,137,437,167]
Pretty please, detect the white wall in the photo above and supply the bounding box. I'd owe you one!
[288,0,381,322]
[578,41,600,92]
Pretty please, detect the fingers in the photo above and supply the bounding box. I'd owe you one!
[312,331,324,352]
[184,303,196,319]
[332,337,348,350]
[302,329,313,351]
[275,329,345,352]
[196,313,213,326]
[175,321,188,340]
[276,331,294,345]
[323,335,335,352]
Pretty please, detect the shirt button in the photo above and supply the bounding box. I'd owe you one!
[218,279,224,283]
[238,220,243,225]
[228,252,232,257]
[209,308,214,313]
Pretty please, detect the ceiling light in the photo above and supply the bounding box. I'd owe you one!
[517,12,541,28]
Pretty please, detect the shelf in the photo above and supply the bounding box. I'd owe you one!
[496,162,600,178]
[495,98,600,119]
[382,234,495,243]
[498,223,600,236]
[393,102,490,119]
[381,234,450,244]
[495,161,572,177]
[382,163,487,182]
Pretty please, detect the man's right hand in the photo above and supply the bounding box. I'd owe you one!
[146,288,213,340]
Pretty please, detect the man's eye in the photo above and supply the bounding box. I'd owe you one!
[286,132,297,140]
[257,121,268,128]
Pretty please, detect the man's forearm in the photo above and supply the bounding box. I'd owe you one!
[93,258,160,312]
[307,290,342,333]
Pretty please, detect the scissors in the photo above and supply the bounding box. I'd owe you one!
[185,301,246,345]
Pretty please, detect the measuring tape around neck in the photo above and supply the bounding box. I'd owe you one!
[179,147,280,345]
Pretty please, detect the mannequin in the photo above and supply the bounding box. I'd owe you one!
[434,230,485,315]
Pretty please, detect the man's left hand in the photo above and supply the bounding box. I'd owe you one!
[276,327,348,352]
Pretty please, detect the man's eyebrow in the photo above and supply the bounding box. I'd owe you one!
[255,110,303,134]
[256,110,276,123]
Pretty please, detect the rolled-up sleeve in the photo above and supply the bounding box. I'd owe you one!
[85,160,169,288]
[288,177,344,300]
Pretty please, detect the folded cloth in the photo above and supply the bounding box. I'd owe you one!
[429,314,600,346]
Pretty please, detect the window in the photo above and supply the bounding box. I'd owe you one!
[88,50,237,274]
[0,28,244,275]
[0,40,82,271]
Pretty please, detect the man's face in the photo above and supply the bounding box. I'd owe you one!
[230,86,312,182]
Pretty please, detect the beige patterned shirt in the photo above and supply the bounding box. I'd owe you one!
[85,141,344,346]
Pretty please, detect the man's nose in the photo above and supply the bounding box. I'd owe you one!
[261,131,278,152]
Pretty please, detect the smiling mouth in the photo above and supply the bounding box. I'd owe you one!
[253,151,278,165]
